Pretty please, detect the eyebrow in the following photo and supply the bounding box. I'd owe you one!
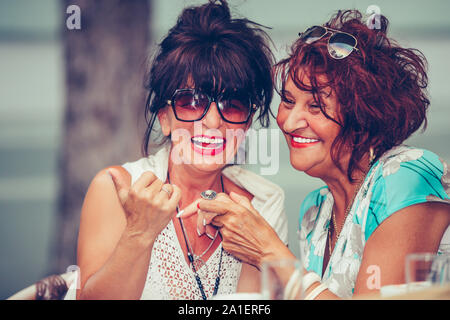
[282,89,293,96]
[282,89,331,100]
[319,89,332,98]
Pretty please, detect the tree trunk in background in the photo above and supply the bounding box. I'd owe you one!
[53,0,150,272]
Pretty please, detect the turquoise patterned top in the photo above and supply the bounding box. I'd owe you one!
[298,145,450,298]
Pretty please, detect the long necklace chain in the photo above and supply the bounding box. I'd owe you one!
[167,171,224,300]
[178,216,219,269]
[328,167,369,256]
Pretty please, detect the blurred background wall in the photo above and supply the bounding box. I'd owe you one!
[1,0,449,299]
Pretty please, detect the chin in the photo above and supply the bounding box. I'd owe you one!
[290,158,311,173]
[186,151,234,173]
[289,154,318,175]
[290,157,331,179]
[192,163,227,174]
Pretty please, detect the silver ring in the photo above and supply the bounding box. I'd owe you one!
[161,185,172,196]
[200,190,217,200]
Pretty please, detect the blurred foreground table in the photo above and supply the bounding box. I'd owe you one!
[354,284,450,300]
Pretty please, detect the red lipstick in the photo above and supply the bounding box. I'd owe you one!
[290,134,320,148]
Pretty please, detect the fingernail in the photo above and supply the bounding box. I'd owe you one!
[203,218,206,227]
[206,232,214,240]
[197,203,200,209]
[176,210,184,218]
[197,227,202,237]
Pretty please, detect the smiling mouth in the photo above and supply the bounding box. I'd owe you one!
[290,135,320,148]
[191,135,226,155]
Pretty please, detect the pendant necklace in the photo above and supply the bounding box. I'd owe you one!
[167,171,224,300]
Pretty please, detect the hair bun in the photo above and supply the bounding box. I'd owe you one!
[142,0,275,155]
[176,0,231,37]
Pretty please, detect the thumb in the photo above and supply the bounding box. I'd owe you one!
[107,168,129,206]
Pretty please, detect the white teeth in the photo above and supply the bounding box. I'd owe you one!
[192,136,224,144]
[292,137,319,143]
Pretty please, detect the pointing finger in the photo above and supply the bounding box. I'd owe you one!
[197,199,230,216]
[176,198,201,219]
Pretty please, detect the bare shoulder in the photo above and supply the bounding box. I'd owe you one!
[83,165,130,205]
[354,202,450,295]
[363,202,450,259]
[91,165,131,188]
[77,165,131,287]
[80,165,131,230]
[373,202,449,239]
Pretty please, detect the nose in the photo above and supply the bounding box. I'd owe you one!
[282,104,308,133]
[202,102,223,129]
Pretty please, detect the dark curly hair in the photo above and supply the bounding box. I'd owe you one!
[142,0,275,156]
[275,9,430,181]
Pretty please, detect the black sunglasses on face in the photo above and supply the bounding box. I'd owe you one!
[298,25,359,59]
[167,88,256,124]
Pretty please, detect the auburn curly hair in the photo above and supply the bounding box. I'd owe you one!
[275,10,430,181]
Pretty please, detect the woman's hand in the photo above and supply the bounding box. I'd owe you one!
[108,169,181,243]
[179,192,291,269]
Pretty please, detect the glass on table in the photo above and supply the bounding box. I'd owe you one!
[438,243,450,255]
[261,259,304,300]
[405,252,450,293]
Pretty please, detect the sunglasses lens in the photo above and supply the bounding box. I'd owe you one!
[218,93,251,123]
[301,26,327,44]
[173,90,208,121]
[328,33,356,59]
[172,90,251,123]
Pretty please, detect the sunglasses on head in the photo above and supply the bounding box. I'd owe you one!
[298,25,359,59]
[167,88,256,124]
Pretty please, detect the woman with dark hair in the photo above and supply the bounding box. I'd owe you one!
[181,9,450,299]
[76,0,287,300]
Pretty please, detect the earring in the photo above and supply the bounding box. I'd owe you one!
[369,147,375,165]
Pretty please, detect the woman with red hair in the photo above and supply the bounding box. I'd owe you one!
[181,10,450,299]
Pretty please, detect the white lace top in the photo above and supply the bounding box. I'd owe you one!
[121,143,288,300]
